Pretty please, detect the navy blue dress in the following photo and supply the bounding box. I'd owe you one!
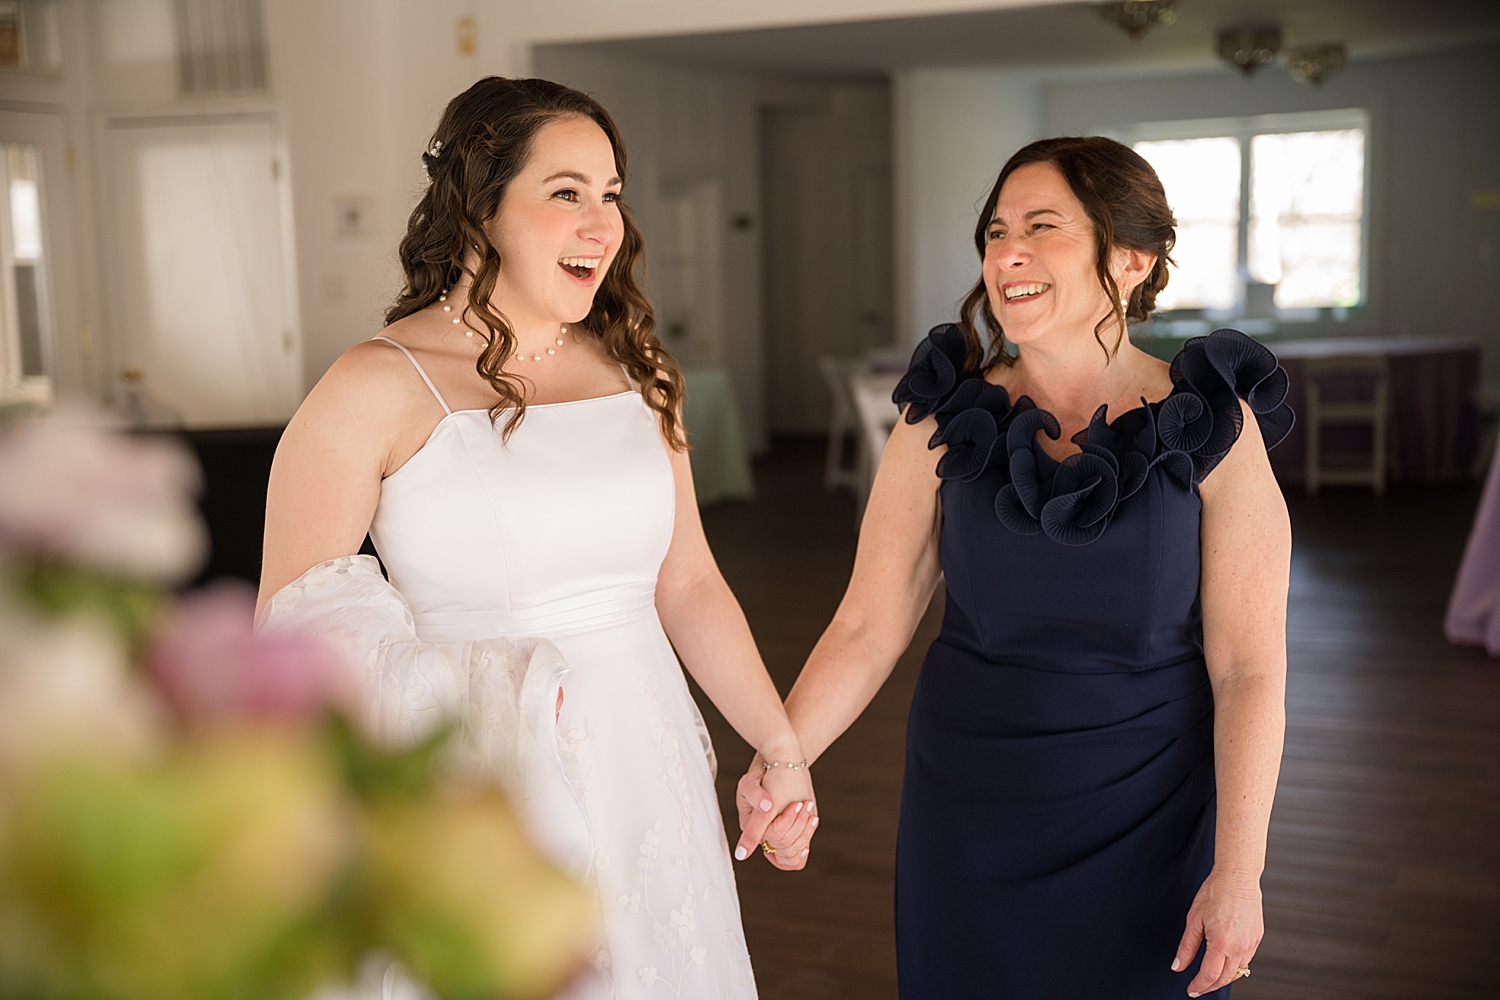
[891,326,1293,999]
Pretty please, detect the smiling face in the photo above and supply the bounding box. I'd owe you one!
[484,115,624,328]
[983,160,1134,351]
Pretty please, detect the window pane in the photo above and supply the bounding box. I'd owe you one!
[1133,137,1240,311]
[1249,129,1364,308]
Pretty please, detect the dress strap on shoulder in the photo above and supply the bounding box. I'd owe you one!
[370,335,452,415]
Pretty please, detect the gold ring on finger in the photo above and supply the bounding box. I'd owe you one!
[760,840,776,855]
[1235,967,1251,979]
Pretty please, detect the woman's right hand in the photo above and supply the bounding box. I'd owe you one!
[734,752,817,870]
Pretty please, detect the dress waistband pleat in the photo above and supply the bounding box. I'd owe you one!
[410,580,657,641]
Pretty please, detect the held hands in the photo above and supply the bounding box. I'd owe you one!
[1174,868,1265,997]
[733,752,818,871]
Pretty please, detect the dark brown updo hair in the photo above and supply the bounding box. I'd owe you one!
[957,135,1177,369]
[386,76,685,447]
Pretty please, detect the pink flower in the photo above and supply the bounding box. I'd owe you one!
[149,581,359,724]
[0,413,206,581]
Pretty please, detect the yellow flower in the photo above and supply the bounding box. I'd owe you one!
[362,785,593,1000]
[0,726,352,1000]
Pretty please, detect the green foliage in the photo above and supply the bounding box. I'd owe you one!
[12,562,162,648]
[326,714,455,803]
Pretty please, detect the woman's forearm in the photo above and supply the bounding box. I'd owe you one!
[1209,670,1286,884]
[656,572,802,759]
[783,596,930,762]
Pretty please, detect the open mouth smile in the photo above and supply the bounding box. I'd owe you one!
[559,256,603,282]
[1002,281,1050,303]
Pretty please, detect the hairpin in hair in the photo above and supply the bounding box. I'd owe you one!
[427,139,443,158]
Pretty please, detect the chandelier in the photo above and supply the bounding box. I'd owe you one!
[1285,44,1347,86]
[1097,1,1178,40]
[1217,28,1283,76]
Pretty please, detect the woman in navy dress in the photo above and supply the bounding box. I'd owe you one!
[735,137,1292,998]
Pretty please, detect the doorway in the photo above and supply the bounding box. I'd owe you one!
[760,81,893,435]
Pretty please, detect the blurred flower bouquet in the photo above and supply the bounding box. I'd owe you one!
[0,414,591,1000]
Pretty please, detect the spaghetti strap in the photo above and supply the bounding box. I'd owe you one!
[370,335,452,415]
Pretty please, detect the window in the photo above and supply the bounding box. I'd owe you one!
[1117,110,1367,316]
[1,142,50,384]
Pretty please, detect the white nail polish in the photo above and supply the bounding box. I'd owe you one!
[801,848,809,857]
[760,799,773,812]
[794,802,803,814]
[811,816,819,828]
[1171,960,1182,972]
[734,846,747,861]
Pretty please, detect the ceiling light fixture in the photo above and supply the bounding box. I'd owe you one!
[1285,43,1347,86]
[1097,1,1178,40]
[1217,28,1283,77]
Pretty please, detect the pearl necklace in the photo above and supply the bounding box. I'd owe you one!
[439,289,566,362]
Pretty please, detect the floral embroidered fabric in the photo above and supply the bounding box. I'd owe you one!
[893,324,1294,546]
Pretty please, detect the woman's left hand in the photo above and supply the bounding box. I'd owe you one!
[1174,868,1264,997]
[735,753,817,870]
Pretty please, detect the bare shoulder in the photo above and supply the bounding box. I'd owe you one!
[884,408,944,482]
[1198,398,1280,508]
[313,335,434,416]
[279,335,442,477]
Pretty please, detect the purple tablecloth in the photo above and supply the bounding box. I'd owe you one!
[1447,435,1500,657]
[1269,337,1482,485]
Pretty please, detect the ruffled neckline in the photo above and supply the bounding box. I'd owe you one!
[892,324,1295,546]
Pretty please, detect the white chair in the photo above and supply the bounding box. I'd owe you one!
[817,355,863,493]
[1304,354,1391,495]
[850,374,902,524]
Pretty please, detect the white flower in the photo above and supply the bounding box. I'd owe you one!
[0,412,205,581]
[638,967,657,986]
[690,946,706,967]
[0,605,163,777]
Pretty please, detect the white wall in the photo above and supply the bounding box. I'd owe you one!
[892,67,1038,347]
[265,0,514,387]
[2,0,519,409]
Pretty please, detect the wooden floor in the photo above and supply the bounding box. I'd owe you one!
[693,438,1500,1000]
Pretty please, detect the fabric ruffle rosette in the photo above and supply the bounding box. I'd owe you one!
[1165,328,1295,477]
[897,324,1294,546]
[893,323,974,424]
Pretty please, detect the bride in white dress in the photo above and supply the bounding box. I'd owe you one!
[254,77,818,999]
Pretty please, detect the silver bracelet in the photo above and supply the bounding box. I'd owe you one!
[761,759,810,771]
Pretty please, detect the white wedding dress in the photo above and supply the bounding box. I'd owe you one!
[260,337,757,999]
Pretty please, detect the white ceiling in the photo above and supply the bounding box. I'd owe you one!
[543,0,1500,76]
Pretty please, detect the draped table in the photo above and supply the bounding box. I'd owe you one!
[1267,336,1483,485]
[682,368,755,506]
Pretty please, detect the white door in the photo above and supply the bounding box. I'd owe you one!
[103,116,301,427]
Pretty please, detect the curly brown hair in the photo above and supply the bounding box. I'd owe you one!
[385,76,685,447]
[957,136,1177,370]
